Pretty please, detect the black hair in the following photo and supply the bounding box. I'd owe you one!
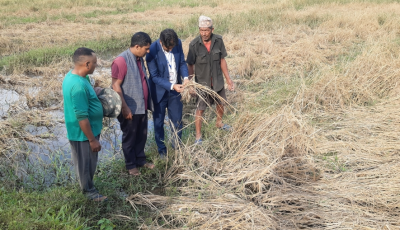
[159,29,178,49]
[73,47,95,64]
[130,32,152,47]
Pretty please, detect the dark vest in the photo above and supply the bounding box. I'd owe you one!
[118,49,153,114]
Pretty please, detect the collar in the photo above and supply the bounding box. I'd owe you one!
[162,48,172,55]
[199,33,215,45]
[128,47,140,61]
[159,40,173,55]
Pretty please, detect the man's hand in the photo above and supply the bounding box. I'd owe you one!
[183,78,190,86]
[189,86,196,96]
[227,79,235,91]
[89,139,102,152]
[78,118,100,152]
[173,84,184,93]
[183,77,195,96]
[122,105,132,120]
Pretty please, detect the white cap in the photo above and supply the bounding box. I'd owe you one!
[199,15,213,28]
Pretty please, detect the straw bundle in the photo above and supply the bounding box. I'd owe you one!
[180,78,233,111]
[127,107,318,229]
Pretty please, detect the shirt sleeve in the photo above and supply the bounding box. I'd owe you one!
[220,40,228,59]
[186,45,196,65]
[178,40,189,78]
[70,84,89,121]
[111,56,127,81]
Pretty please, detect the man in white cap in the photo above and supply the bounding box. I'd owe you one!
[185,15,235,144]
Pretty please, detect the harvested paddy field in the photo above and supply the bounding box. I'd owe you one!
[1,0,400,229]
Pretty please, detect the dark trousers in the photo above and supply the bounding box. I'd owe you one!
[153,90,183,155]
[69,135,100,199]
[118,112,148,170]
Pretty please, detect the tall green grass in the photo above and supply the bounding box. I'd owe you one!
[0,7,285,73]
[0,150,164,229]
[0,115,192,228]
[0,187,87,230]
[0,36,130,74]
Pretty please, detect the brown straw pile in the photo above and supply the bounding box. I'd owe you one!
[127,107,318,229]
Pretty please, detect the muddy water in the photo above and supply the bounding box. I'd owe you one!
[11,109,156,188]
[1,66,156,160]
[0,88,20,118]
[1,64,162,188]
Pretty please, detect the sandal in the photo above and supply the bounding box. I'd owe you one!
[92,194,108,202]
[219,124,232,131]
[128,167,141,176]
[143,162,155,169]
[194,138,203,145]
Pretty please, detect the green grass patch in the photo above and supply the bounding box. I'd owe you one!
[0,36,130,74]
[319,151,348,173]
[294,13,332,29]
[0,186,88,229]
[245,73,314,113]
[0,153,166,229]
[214,9,284,34]
[0,0,218,27]
[0,116,198,228]
[1,3,341,74]
[0,6,292,74]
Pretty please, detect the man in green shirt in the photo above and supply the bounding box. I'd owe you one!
[62,47,106,202]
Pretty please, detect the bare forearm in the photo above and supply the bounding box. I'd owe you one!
[79,118,101,152]
[188,65,194,80]
[112,79,128,109]
[79,119,96,141]
[221,59,231,81]
[221,58,234,91]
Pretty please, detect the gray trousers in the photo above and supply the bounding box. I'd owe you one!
[69,135,100,199]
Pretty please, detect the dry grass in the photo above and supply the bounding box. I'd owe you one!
[296,41,400,112]
[128,107,318,229]
[125,2,400,229]
[0,2,260,57]
[296,99,400,228]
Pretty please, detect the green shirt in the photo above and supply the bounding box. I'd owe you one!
[62,71,103,141]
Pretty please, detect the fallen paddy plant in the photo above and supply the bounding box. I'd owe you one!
[127,107,319,229]
[181,78,236,114]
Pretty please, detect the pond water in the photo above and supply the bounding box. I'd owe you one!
[24,112,156,162]
[0,55,174,188]
[10,109,156,188]
[0,88,20,118]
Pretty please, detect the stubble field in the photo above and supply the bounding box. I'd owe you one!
[1,0,400,229]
